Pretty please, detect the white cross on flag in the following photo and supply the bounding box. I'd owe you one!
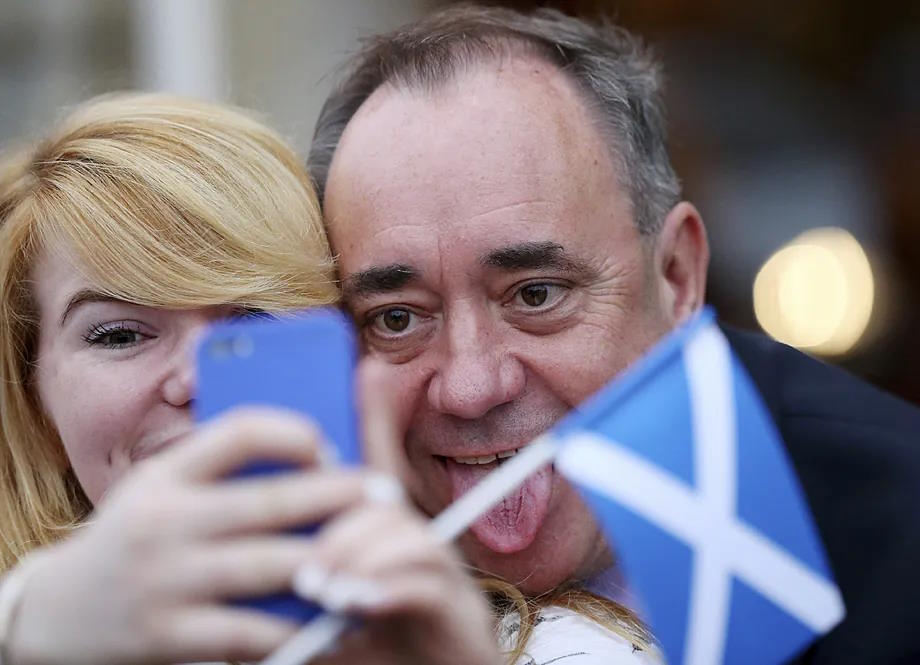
[552,308,845,664]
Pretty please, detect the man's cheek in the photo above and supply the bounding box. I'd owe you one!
[405,453,450,516]
[521,339,613,406]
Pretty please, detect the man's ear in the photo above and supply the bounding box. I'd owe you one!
[653,201,709,325]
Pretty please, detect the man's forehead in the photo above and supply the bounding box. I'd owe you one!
[324,53,633,290]
[325,55,613,202]
[333,214,569,275]
[348,52,584,136]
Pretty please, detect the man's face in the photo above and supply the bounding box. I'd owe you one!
[325,58,678,593]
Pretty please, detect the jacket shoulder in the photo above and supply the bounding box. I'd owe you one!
[723,326,920,664]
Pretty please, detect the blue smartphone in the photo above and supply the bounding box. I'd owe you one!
[194,307,361,622]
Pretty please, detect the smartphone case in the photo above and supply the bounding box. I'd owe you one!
[194,307,360,622]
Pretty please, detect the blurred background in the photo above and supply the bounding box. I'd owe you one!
[1,0,917,403]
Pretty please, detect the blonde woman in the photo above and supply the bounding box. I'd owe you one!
[0,94,499,664]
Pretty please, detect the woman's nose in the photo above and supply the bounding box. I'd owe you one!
[161,319,210,407]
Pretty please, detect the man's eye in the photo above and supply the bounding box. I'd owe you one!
[514,283,566,309]
[520,284,549,307]
[370,307,416,335]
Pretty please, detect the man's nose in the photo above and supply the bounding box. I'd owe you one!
[427,316,525,420]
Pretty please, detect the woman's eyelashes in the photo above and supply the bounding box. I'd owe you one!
[78,304,260,351]
[82,321,153,349]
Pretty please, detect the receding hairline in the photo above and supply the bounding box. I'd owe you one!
[370,30,561,90]
[310,6,681,236]
[359,34,614,129]
[329,45,633,206]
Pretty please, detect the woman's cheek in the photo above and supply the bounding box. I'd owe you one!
[47,361,147,505]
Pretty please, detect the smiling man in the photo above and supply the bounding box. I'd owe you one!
[315,20,706,593]
[309,5,920,663]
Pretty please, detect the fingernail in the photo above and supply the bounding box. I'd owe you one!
[292,564,330,600]
[316,439,340,467]
[363,472,405,504]
[321,574,388,612]
[302,422,340,468]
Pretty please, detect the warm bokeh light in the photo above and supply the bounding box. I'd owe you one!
[753,227,874,356]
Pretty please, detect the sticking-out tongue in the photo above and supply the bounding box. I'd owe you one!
[444,456,553,553]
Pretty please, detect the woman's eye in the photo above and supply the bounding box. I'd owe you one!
[369,307,416,335]
[104,330,140,346]
[83,323,150,349]
[514,283,566,309]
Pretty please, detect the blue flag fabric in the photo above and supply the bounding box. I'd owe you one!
[552,308,845,665]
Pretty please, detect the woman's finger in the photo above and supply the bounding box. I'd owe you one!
[151,605,299,662]
[154,408,324,482]
[353,572,455,616]
[298,569,478,620]
[357,359,417,489]
[305,504,447,581]
[191,468,373,537]
[174,538,318,599]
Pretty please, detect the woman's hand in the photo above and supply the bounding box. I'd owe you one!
[6,408,372,665]
[294,500,503,665]
[7,359,505,665]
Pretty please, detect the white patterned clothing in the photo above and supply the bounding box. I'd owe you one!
[498,605,661,665]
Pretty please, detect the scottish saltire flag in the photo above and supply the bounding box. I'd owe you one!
[552,308,845,665]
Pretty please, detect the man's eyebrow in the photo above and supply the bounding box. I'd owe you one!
[60,289,122,326]
[342,264,419,299]
[481,241,593,276]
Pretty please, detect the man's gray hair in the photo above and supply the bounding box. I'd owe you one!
[309,4,681,235]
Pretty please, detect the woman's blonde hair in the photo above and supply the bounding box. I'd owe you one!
[0,93,338,572]
[483,577,658,664]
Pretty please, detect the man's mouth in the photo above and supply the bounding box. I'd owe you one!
[448,448,521,465]
[438,445,553,555]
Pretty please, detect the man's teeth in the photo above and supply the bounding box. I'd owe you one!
[452,448,520,465]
